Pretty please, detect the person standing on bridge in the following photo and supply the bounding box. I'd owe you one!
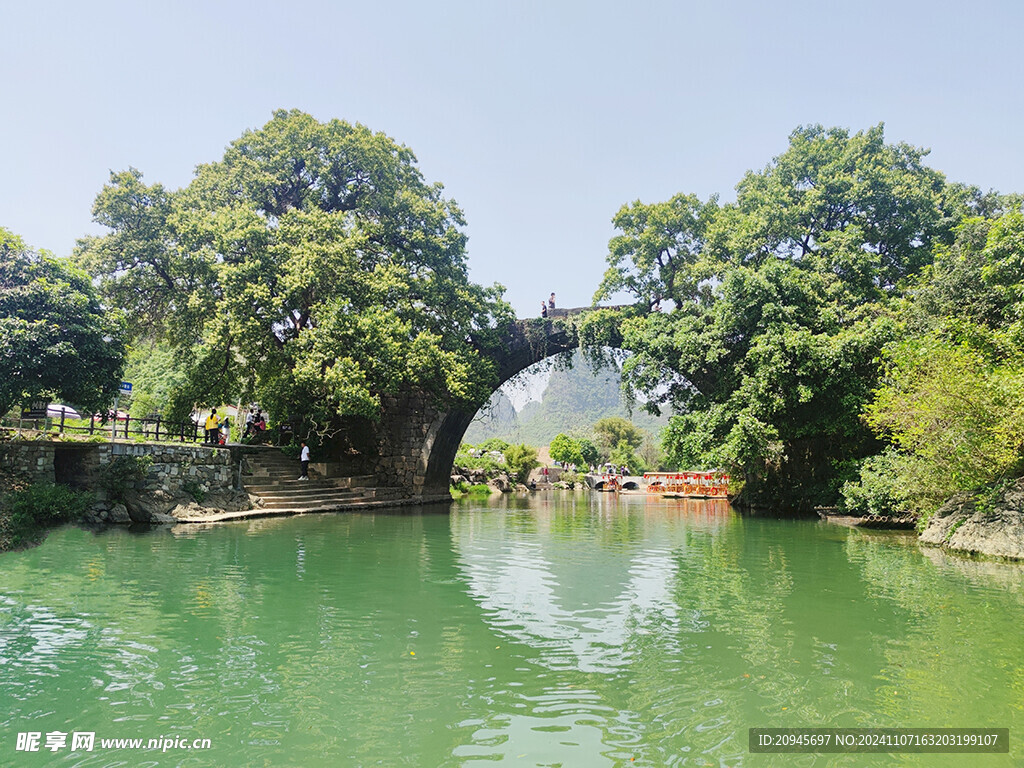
[541,301,548,318]
[548,292,556,310]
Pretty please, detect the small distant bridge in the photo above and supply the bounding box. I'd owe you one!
[587,474,644,491]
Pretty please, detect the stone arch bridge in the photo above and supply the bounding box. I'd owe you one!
[372,307,623,502]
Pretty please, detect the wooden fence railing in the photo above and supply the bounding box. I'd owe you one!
[3,413,204,443]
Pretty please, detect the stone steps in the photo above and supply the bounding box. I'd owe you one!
[240,448,377,512]
[244,479,337,492]
[260,492,369,510]
[255,486,365,502]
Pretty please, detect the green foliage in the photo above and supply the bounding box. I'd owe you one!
[848,208,1024,515]
[449,481,492,499]
[577,438,600,466]
[280,442,302,460]
[99,454,153,502]
[593,417,644,452]
[3,483,93,545]
[181,479,206,504]
[866,333,1024,511]
[550,432,601,467]
[0,227,126,419]
[77,110,512,432]
[502,443,538,485]
[557,470,585,489]
[549,433,581,465]
[840,450,912,516]
[123,339,190,419]
[476,438,510,453]
[593,416,647,469]
[608,441,645,473]
[597,124,969,507]
[454,443,505,473]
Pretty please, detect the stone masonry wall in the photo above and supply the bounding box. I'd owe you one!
[0,442,57,485]
[110,442,237,497]
[0,440,237,497]
[375,391,448,498]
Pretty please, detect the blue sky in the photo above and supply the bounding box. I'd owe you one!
[3,0,1022,317]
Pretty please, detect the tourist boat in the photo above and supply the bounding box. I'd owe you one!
[643,471,730,499]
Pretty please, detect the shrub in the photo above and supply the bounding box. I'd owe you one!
[2,483,94,546]
[181,479,206,504]
[99,454,153,502]
[477,438,510,453]
[559,470,585,489]
[503,444,539,485]
[841,450,912,517]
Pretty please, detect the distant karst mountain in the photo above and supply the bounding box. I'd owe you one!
[463,350,668,446]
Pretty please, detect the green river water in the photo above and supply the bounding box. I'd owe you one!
[1,493,1023,767]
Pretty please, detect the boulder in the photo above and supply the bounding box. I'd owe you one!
[83,502,109,524]
[123,489,179,522]
[920,479,1024,560]
[107,503,131,524]
[150,512,179,524]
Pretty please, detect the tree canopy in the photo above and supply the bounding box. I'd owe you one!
[77,110,511,426]
[595,124,986,507]
[549,433,599,467]
[843,211,1024,516]
[0,228,125,418]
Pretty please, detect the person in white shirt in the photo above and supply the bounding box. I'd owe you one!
[299,442,310,480]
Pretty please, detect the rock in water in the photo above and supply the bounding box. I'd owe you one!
[920,479,1024,560]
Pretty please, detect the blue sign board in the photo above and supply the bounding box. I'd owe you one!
[119,382,133,393]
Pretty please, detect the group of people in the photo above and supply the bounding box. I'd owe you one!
[242,407,267,441]
[200,406,309,479]
[540,292,556,318]
[200,406,268,445]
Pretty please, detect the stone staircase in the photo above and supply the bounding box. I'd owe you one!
[243,450,376,512]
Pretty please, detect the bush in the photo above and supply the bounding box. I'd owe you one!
[99,454,153,502]
[181,479,206,504]
[559,470,585,489]
[3,483,94,545]
[841,451,912,516]
[454,447,504,473]
[477,438,510,453]
[503,444,539,485]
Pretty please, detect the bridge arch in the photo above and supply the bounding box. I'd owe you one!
[404,308,625,497]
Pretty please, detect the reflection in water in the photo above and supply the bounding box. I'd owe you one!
[0,495,1021,766]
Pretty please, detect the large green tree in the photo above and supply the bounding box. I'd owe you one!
[595,124,975,508]
[78,110,511,427]
[844,210,1024,515]
[0,228,125,418]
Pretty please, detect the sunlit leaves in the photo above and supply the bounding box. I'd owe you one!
[79,110,509,425]
[0,228,126,416]
[598,124,960,506]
